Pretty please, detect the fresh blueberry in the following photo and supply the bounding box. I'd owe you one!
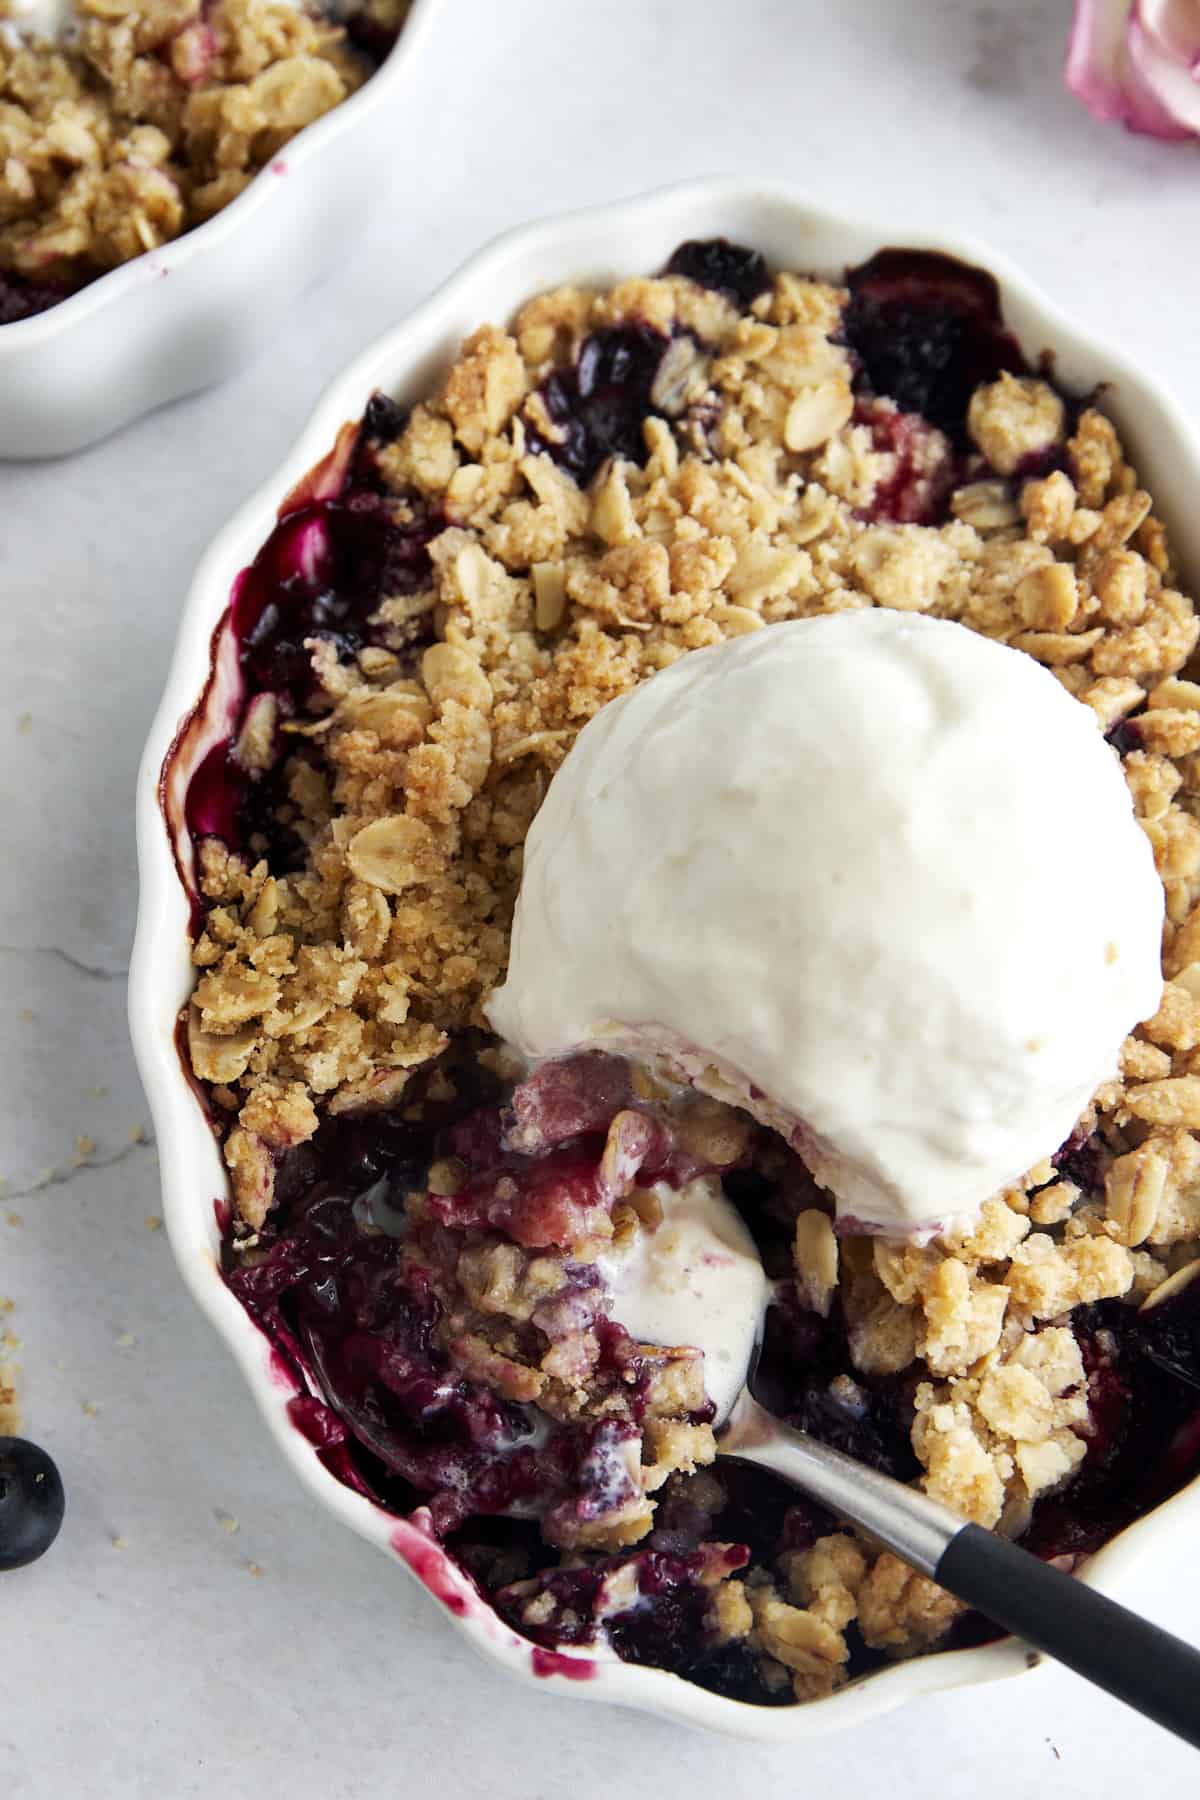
[0,1438,65,1571]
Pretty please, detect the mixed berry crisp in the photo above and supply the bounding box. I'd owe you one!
[175,238,1200,1706]
[0,0,410,320]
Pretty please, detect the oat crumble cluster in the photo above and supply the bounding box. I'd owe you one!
[182,242,1200,1704]
[0,0,408,313]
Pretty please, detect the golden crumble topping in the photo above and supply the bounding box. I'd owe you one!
[0,0,408,298]
[183,251,1200,1698]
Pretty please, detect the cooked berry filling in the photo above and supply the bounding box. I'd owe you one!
[0,271,72,326]
[184,431,439,868]
[1024,1288,1200,1558]
[217,1046,1200,1695]
[525,324,672,485]
[842,249,1025,445]
[664,238,772,307]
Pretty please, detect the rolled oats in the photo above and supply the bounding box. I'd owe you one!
[1125,1075,1200,1129]
[1014,562,1078,631]
[793,1208,838,1317]
[1139,1256,1200,1313]
[345,813,437,893]
[1105,1140,1169,1246]
[748,1588,848,1679]
[783,380,854,452]
[950,480,1021,531]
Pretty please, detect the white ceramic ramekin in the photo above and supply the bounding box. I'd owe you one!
[129,178,1200,1740]
[0,0,440,460]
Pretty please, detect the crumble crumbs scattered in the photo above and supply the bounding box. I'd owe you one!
[0,1349,19,1433]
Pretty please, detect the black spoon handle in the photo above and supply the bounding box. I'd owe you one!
[720,1393,1200,1749]
[938,1524,1200,1750]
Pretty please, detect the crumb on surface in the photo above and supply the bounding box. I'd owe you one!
[0,1357,19,1434]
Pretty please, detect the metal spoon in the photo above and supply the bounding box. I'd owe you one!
[717,1371,1200,1747]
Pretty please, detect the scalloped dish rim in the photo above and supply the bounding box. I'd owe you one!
[129,177,1200,1741]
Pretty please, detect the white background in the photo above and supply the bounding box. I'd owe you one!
[2,0,1199,1793]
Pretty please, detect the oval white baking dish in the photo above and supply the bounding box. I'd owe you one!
[129,177,1200,1739]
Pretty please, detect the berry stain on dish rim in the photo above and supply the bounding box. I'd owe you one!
[166,235,1200,1709]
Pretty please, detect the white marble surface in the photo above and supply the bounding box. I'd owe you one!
[2,0,1199,1792]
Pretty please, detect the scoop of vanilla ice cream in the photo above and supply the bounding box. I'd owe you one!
[598,1177,768,1424]
[487,611,1164,1235]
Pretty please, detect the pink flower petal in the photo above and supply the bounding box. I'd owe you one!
[1120,56,1197,132]
[1065,0,1197,135]
[1129,0,1200,130]
[1135,0,1200,64]
[1066,0,1136,118]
